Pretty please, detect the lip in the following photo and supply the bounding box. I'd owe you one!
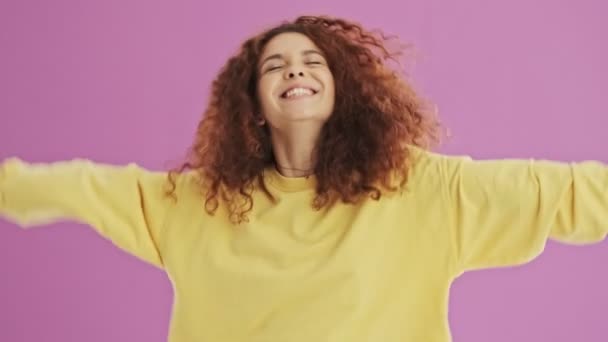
[279,83,319,99]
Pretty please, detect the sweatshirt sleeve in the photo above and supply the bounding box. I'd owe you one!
[440,154,608,274]
[0,157,173,269]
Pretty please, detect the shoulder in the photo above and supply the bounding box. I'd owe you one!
[404,144,444,181]
[405,144,473,179]
[159,168,206,207]
[401,144,476,196]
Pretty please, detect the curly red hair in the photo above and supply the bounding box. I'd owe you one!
[167,15,445,223]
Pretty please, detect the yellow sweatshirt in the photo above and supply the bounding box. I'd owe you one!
[1,146,607,342]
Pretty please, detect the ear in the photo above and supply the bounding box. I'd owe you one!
[255,115,266,126]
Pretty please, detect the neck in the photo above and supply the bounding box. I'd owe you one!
[269,122,322,178]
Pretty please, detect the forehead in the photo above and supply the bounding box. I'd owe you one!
[260,32,321,57]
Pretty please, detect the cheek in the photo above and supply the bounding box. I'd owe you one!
[256,81,272,108]
[324,73,335,92]
[259,78,278,101]
[326,76,336,100]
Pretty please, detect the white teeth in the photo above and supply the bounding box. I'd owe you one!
[284,87,314,98]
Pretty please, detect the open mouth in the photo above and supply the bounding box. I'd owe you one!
[280,87,319,99]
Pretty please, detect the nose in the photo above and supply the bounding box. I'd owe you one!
[284,68,305,80]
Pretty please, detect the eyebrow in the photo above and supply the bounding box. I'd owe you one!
[259,50,325,69]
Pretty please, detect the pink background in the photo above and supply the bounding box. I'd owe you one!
[1,0,606,341]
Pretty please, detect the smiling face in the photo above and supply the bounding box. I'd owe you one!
[256,32,335,128]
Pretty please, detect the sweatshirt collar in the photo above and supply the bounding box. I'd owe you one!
[264,166,317,192]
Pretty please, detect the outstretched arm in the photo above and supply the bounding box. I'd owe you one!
[440,154,608,275]
[0,157,173,269]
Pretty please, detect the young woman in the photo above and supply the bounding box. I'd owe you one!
[1,15,606,342]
